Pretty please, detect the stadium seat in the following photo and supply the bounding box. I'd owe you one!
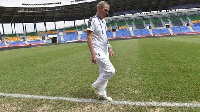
[134,29,151,36]
[106,31,114,38]
[27,40,45,44]
[134,20,145,29]
[171,26,192,34]
[192,23,200,32]
[152,28,170,35]
[80,32,87,40]
[116,29,131,37]
[151,18,163,28]
[170,17,183,26]
[57,35,63,43]
[0,42,6,47]
[63,32,78,41]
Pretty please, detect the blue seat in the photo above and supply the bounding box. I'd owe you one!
[116,29,131,37]
[0,42,5,46]
[106,31,114,38]
[63,33,78,41]
[152,28,170,35]
[171,26,191,33]
[80,32,87,40]
[134,29,151,36]
[57,35,63,43]
[192,23,200,32]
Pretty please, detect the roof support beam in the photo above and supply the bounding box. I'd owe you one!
[43,11,47,32]
[139,0,143,13]
[0,8,5,23]
[148,0,152,12]
[1,23,5,35]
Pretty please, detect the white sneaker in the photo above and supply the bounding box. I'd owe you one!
[91,84,113,101]
[99,96,113,102]
[91,84,101,96]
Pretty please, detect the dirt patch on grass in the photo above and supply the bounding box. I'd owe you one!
[0,103,21,111]
[148,107,165,112]
[67,103,125,112]
[35,104,52,112]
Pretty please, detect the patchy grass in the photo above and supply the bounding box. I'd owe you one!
[0,35,200,111]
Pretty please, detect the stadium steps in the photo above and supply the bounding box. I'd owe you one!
[132,23,136,30]
[180,18,185,25]
[168,28,173,35]
[143,21,146,29]
[78,34,81,40]
[113,31,116,37]
[130,29,134,36]
[161,19,165,27]
[188,26,194,32]
[149,29,153,35]
[150,20,155,29]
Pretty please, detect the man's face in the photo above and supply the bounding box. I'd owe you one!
[99,4,109,19]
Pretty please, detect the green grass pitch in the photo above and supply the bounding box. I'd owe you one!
[0,35,199,111]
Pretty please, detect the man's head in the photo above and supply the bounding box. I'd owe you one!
[97,1,109,20]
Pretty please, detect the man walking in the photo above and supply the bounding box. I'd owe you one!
[87,1,115,101]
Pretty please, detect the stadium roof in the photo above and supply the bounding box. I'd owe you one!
[0,0,199,23]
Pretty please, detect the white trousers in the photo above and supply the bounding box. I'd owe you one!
[93,49,115,96]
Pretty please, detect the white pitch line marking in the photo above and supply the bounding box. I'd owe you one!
[0,93,200,107]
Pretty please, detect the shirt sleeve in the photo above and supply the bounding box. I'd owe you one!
[87,17,95,32]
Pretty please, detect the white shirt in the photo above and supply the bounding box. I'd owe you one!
[87,15,108,53]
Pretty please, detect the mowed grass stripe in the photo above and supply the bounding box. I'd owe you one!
[0,43,96,97]
[130,37,200,102]
[0,36,199,104]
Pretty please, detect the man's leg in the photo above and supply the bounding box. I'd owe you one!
[92,67,108,96]
[92,50,115,100]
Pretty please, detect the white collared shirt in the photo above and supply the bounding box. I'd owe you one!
[87,15,108,53]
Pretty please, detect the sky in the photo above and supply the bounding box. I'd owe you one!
[0,0,94,34]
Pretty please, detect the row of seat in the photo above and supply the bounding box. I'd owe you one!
[0,40,45,47]
[171,26,192,34]
[62,23,200,42]
[152,28,170,35]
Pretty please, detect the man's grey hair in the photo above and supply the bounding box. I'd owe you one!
[97,1,109,9]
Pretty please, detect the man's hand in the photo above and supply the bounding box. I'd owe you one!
[109,48,114,57]
[91,54,97,64]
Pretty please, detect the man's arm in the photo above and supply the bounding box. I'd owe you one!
[107,41,114,57]
[87,30,96,64]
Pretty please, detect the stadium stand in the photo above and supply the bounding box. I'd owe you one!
[26,32,45,45]
[65,27,76,33]
[162,17,170,24]
[171,26,192,34]
[189,15,200,23]
[134,20,145,29]
[5,34,27,46]
[0,42,6,48]
[144,19,151,27]
[192,23,200,32]
[57,35,63,43]
[80,32,87,40]
[170,17,183,26]
[117,21,126,27]
[46,30,57,34]
[151,18,164,28]
[152,28,170,35]
[134,29,151,37]
[116,29,132,37]
[106,31,114,38]
[181,16,189,24]
[63,32,78,42]
[110,21,117,29]
[127,20,133,27]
